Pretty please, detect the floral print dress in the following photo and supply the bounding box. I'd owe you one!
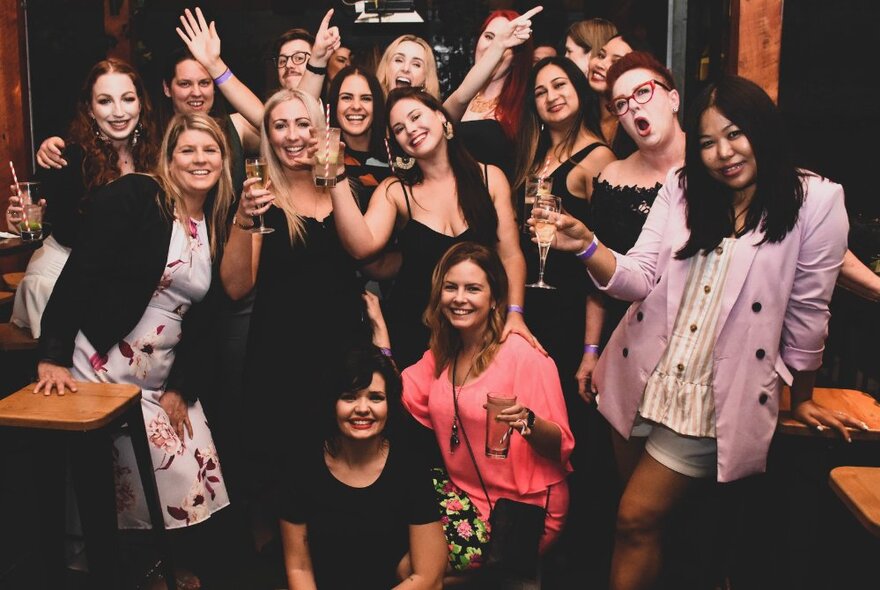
[70,217,230,529]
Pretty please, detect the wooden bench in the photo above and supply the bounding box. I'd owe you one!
[0,322,37,352]
[2,271,24,291]
[777,387,880,441]
[0,382,176,587]
[829,466,880,538]
[0,291,13,306]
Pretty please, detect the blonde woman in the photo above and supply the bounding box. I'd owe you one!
[376,35,441,98]
[220,88,369,497]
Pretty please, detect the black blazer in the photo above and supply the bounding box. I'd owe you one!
[39,173,222,403]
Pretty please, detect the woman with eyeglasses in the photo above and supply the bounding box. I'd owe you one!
[534,75,859,590]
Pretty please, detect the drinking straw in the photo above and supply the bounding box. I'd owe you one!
[8,161,19,192]
[324,103,331,181]
[9,161,26,228]
[384,138,396,174]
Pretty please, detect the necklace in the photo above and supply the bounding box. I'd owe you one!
[469,92,498,114]
[449,352,476,453]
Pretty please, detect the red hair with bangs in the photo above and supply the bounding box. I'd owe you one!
[478,10,532,140]
[604,51,676,102]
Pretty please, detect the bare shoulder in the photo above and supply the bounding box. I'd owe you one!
[596,159,624,184]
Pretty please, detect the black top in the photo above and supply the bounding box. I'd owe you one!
[590,177,662,346]
[39,174,221,402]
[37,143,89,248]
[245,206,369,451]
[384,178,496,370]
[459,119,515,183]
[344,149,392,213]
[280,444,439,590]
[519,143,606,401]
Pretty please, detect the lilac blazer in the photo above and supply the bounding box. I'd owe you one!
[592,169,848,482]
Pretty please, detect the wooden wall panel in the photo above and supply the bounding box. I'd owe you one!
[731,0,783,102]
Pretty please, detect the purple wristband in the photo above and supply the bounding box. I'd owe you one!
[507,304,524,314]
[213,68,233,85]
[584,344,600,355]
[379,347,393,358]
[576,235,599,261]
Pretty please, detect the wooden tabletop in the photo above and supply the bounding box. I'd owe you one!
[829,466,880,538]
[778,387,880,441]
[0,382,141,431]
[0,236,42,256]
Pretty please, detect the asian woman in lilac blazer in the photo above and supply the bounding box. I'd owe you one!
[534,76,863,590]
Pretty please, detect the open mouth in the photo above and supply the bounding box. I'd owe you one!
[283,145,305,157]
[349,419,375,430]
[345,114,366,123]
[450,308,473,316]
[108,120,131,130]
[395,76,412,88]
[591,71,606,83]
[189,169,212,177]
[409,132,427,148]
[719,162,745,177]
[634,116,651,136]
[187,100,205,110]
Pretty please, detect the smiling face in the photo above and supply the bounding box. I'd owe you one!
[440,260,494,337]
[699,106,758,199]
[277,38,312,89]
[564,36,591,75]
[387,40,428,90]
[327,47,352,81]
[169,129,222,197]
[336,74,374,141]
[389,97,445,158]
[164,59,215,115]
[335,372,388,441]
[611,68,679,147]
[534,64,579,127]
[476,17,514,81]
[588,36,632,94]
[267,98,312,170]
[90,72,141,143]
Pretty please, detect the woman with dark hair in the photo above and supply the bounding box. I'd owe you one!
[536,75,860,590]
[513,54,614,423]
[388,242,573,573]
[7,59,158,337]
[327,65,391,210]
[35,113,235,588]
[279,342,446,589]
[327,86,535,370]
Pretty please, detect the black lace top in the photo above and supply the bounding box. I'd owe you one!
[590,178,662,254]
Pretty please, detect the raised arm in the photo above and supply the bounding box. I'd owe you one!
[176,7,265,130]
[328,169,400,260]
[220,177,273,300]
[298,8,341,99]
[443,6,542,121]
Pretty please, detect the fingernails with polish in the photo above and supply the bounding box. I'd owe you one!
[815,424,827,432]
[861,421,870,431]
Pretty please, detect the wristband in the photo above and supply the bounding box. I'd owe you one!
[507,304,524,315]
[335,171,347,184]
[584,344,600,355]
[575,235,600,261]
[232,214,255,231]
[305,62,327,75]
[213,68,233,85]
[379,347,393,358]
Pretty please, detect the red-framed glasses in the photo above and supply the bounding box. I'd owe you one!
[607,79,671,116]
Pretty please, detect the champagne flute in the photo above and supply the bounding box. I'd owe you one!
[245,157,274,234]
[526,194,561,289]
[523,175,553,233]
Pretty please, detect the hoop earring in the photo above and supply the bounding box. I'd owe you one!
[130,122,143,147]
[443,121,454,140]
[394,156,415,170]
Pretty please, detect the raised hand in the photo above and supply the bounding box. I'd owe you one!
[310,8,341,65]
[36,137,67,169]
[529,209,593,253]
[176,7,224,77]
[494,6,543,49]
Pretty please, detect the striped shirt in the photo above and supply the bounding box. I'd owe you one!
[639,238,738,437]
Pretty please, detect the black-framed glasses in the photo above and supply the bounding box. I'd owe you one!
[273,51,311,68]
[607,79,671,116]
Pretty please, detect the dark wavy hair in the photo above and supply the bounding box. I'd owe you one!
[327,66,387,158]
[68,59,158,192]
[385,87,498,246]
[425,242,509,378]
[513,56,603,190]
[477,10,533,141]
[676,75,804,259]
[323,344,404,455]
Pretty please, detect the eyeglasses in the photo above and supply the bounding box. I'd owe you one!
[607,79,671,116]
[273,51,311,68]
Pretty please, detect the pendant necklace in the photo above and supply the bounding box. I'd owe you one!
[450,351,476,453]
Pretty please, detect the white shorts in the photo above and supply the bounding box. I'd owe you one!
[630,415,717,479]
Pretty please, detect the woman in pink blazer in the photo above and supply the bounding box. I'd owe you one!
[533,76,863,590]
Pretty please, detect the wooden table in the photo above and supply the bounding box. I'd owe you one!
[777,387,880,441]
[0,235,42,256]
[0,382,175,587]
[829,466,880,537]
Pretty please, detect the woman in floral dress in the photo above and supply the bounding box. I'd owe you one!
[36,113,235,584]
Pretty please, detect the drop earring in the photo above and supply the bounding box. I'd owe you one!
[130,122,142,147]
[394,156,415,170]
[443,121,454,140]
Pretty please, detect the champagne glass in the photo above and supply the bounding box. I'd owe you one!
[245,157,274,234]
[526,194,561,289]
[523,175,553,233]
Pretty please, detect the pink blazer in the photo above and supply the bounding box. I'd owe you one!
[593,170,848,482]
